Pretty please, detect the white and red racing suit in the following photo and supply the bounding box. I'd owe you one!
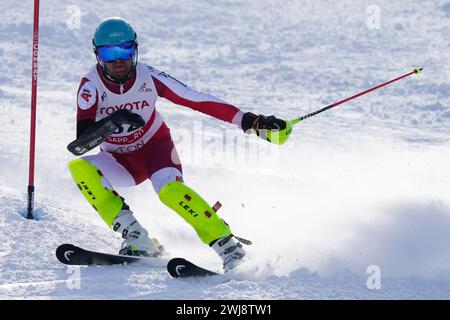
[76,62,244,192]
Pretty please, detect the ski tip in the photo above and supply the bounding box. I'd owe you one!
[55,243,78,264]
[167,258,189,278]
[167,258,219,278]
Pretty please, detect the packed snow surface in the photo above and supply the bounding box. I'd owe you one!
[0,0,449,299]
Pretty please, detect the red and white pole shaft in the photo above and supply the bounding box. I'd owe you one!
[292,68,423,125]
[27,0,40,220]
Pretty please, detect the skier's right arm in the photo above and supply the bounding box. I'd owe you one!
[75,78,98,138]
[69,79,144,156]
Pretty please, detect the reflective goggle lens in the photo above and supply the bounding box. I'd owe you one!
[97,41,135,63]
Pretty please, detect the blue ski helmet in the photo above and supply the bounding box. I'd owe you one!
[93,17,137,47]
[92,17,138,81]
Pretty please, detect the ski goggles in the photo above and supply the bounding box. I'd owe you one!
[96,41,136,63]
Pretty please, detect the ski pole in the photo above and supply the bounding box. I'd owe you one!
[291,67,423,125]
[267,68,422,145]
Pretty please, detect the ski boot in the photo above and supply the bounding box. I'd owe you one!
[112,209,164,257]
[211,235,246,272]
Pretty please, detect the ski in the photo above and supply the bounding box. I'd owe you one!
[55,243,167,267]
[167,258,219,278]
[56,245,219,277]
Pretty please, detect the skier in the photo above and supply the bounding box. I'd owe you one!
[68,17,289,271]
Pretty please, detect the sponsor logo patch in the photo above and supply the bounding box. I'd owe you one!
[99,100,151,115]
[158,71,187,88]
[78,81,97,110]
[138,82,152,93]
[80,92,92,102]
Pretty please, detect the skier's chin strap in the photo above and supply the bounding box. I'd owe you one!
[97,60,137,85]
[104,69,131,84]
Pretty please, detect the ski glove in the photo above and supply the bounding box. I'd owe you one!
[109,109,145,128]
[67,110,145,156]
[241,112,292,145]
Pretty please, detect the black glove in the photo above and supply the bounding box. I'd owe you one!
[241,112,292,145]
[68,110,145,156]
[241,112,287,133]
[109,109,145,128]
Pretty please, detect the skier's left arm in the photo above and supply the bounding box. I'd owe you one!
[151,68,291,144]
[151,70,243,126]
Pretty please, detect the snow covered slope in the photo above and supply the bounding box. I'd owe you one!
[0,0,449,299]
